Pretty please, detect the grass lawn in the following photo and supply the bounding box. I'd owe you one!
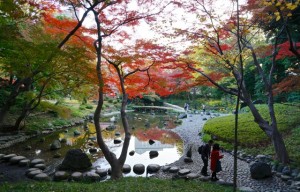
[0,177,234,192]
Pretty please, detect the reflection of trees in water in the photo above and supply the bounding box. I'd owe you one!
[134,128,181,145]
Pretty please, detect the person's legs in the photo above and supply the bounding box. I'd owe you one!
[201,156,208,175]
[211,172,219,181]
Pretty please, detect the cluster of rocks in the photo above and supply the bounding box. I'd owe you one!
[245,154,300,191]
[0,148,166,183]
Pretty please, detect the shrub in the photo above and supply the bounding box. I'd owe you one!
[203,104,300,148]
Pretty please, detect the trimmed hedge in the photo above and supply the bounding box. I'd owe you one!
[203,104,300,147]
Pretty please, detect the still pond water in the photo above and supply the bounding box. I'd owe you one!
[3,112,184,177]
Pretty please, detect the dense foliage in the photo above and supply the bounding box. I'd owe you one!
[203,104,300,150]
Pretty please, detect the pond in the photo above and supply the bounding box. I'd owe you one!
[2,112,184,177]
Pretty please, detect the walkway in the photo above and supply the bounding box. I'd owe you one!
[153,113,292,192]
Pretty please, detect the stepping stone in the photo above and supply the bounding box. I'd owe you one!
[53,171,69,181]
[185,173,199,180]
[33,173,50,181]
[71,172,83,181]
[84,172,100,182]
[3,154,16,161]
[133,164,145,175]
[10,156,26,164]
[178,169,191,176]
[96,169,107,177]
[199,176,211,181]
[19,159,30,167]
[169,166,179,173]
[30,159,45,167]
[122,164,131,174]
[34,163,46,170]
[25,168,40,175]
[146,164,160,174]
[27,170,43,179]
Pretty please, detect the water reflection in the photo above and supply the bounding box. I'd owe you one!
[2,112,184,176]
[93,135,182,177]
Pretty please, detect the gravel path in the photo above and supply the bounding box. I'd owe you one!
[152,113,292,192]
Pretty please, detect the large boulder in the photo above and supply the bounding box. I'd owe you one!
[59,149,92,171]
[250,162,272,179]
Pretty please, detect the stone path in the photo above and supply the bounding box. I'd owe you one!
[153,113,293,192]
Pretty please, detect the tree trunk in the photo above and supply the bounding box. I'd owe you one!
[110,160,123,180]
[0,77,32,127]
[14,102,31,131]
[272,127,289,163]
[243,97,289,163]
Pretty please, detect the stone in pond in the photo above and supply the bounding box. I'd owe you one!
[123,164,131,174]
[133,164,145,175]
[149,151,158,159]
[114,139,122,144]
[50,140,61,150]
[147,164,160,174]
[129,150,135,156]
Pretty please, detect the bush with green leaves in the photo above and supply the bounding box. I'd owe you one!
[203,104,300,147]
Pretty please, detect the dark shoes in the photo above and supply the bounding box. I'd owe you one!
[211,177,219,181]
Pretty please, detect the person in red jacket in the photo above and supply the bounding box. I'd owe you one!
[210,143,223,181]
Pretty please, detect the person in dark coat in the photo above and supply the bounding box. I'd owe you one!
[210,143,223,181]
[201,140,213,176]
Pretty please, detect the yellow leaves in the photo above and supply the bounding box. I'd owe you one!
[263,1,272,6]
[274,11,281,21]
[275,2,281,7]
[261,0,300,20]
[286,3,298,10]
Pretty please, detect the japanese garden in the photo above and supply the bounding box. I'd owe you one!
[0,0,299,192]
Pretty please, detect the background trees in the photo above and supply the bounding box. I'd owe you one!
[164,0,300,164]
[0,1,96,130]
[1,0,299,177]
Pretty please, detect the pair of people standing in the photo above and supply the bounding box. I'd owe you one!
[200,140,223,181]
[184,103,189,112]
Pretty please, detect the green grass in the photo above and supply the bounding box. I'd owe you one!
[202,103,300,165]
[0,177,234,192]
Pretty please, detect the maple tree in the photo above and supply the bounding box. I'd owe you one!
[0,1,96,129]
[54,0,186,179]
[164,0,300,165]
